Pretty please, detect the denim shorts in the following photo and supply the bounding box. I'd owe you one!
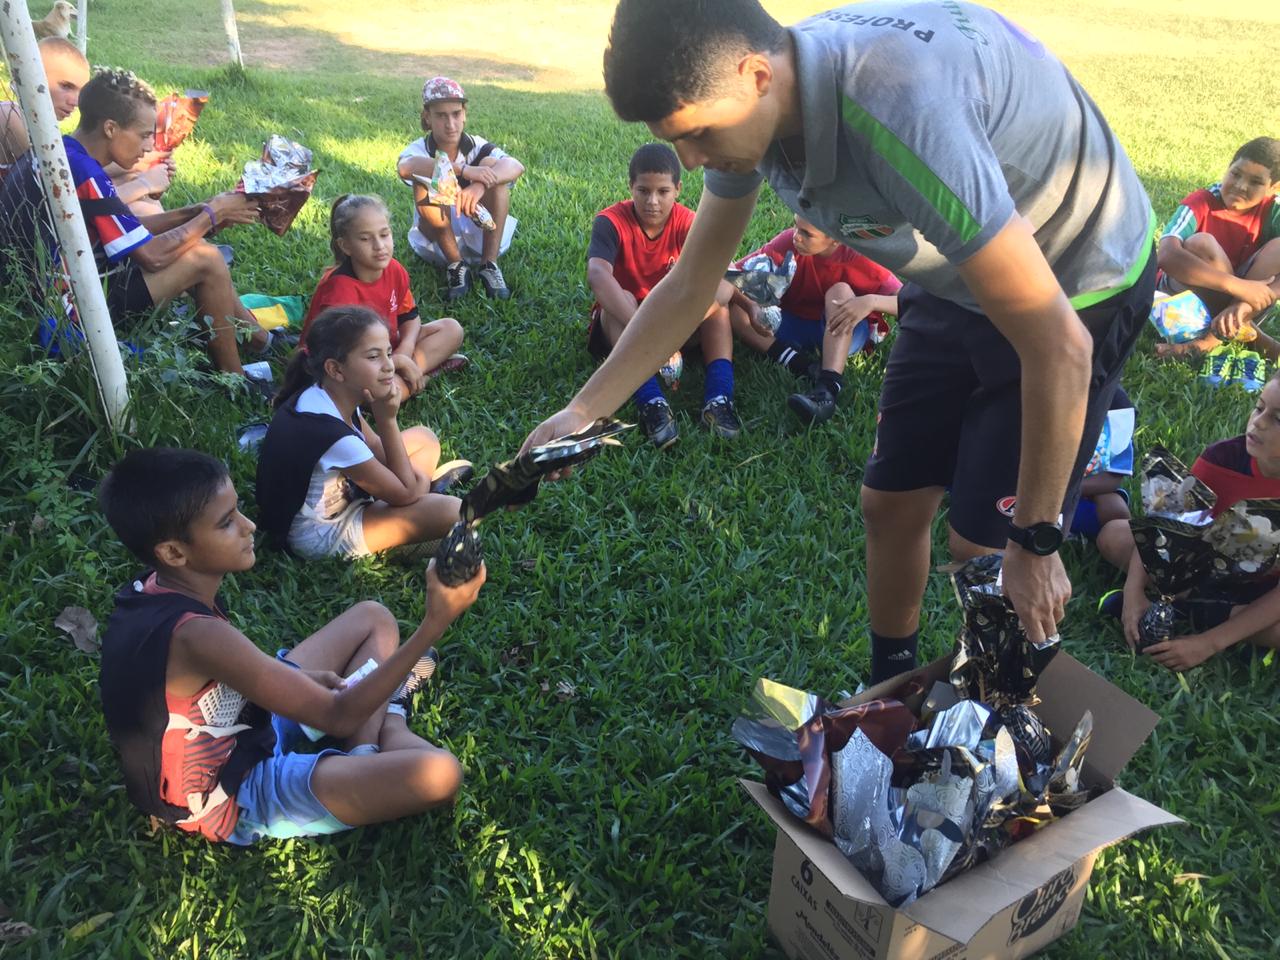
[774,309,872,354]
[287,498,372,560]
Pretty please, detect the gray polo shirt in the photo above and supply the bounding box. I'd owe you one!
[705,1,1154,313]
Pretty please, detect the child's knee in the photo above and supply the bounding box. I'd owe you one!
[353,600,399,655]
[436,316,464,347]
[826,281,854,301]
[1184,233,1225,261]
[408,749,463,805]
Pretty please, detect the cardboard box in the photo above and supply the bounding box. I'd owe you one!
[743,652,1182,960]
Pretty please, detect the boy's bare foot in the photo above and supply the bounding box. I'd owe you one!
[1155,334,1218,359]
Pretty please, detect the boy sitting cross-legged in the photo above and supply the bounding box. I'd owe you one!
[97,447,483,844]
[729,214,901,424]
[587,143,741,446]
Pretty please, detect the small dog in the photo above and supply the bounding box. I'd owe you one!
[33,2,77,41]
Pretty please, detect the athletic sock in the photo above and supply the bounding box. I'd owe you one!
[703,358,735,404]
[767,340,810,377]
[869,630,919,685]
[633,375,665,407]
[817,369,844,398]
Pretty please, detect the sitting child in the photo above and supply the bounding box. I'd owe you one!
[0,38,88,184]
[1073,385,1137,570]
[302,194,466,399]
[1105,373,1280,670]
[98,446,483,844]
[0,68,267,377]
[1155,137,1280,359]
[257,306,471,560]
[728,215,901,424]
[587,143,740,447]
[396,77,524,301]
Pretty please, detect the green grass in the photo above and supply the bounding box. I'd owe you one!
[2,1,1279,957]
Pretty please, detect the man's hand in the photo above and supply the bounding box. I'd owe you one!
[392,354,425,394]
[1228,276,1277,313]
[463,164,498,188]
[1001,545,1071,646]
[457,183,485,217]
[1144,634,1216,671]
[518,405,595,480]
[425,558,487,625]
[827,293,875,337]
[208,191,261,229]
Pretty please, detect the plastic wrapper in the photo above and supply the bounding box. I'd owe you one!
[236,135,319,236]
[948,554,1060,709]
[1205,500,1280,578]
[433,418,632,586]
[725,250,796,306]
[759,305,782,335]
[1139,446,1216,520]
[659,351,683,389]
[152,89,208,155]
[410,151,496,231]
[1149,291,1211,344]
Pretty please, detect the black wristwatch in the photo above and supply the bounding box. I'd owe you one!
[1007,520,1064,556]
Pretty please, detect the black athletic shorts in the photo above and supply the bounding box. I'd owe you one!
[863,252,1156,549]
[103,260,155,327]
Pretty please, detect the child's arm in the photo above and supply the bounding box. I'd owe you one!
[1120,541,1152,649]
[825,283,898,336]
[1146,582,1280,671]
[587,257,639,323]
[343,387,428,505]
[172,562,485,739]
[391,318,424,391]
[1079,471,1123,497]
[1157,236,1276,312]
[397,155,437,182]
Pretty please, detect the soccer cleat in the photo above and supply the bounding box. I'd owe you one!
[389,649,441,718]
[637,398,679,450]
[445,261,471,301]
[429,459,474,495]
[477,261,511,300]
[787,386,837,424]
[700,395,742,439]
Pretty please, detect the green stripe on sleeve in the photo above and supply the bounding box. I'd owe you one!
[841,96,981,245]
[1068,210,1157,310]
[1264,197,1280,244]
[1161,204,1197,241]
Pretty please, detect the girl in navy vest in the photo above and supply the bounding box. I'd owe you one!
[256,305,471,559]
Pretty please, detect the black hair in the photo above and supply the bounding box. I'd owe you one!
[328,194,390,265]
[1233,137,1280,183]
[77,67,156,131]
[274,305,384,409]
[99,448,229,564]
[628,143,681,185]
[603,0,786,123]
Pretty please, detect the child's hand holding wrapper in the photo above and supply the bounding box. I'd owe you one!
[434,420,633,585]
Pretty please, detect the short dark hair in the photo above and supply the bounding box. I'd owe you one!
[604,0,786,123]
[77,67,156,131]
[100,448,229,564]
[628,143,681,185]
[1233,137,1280,183]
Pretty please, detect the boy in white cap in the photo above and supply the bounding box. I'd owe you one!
[396,77,524,301]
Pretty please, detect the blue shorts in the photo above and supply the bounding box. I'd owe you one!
[1070,487,1130,540]
[775,309,871,354]
[224,652,354,845]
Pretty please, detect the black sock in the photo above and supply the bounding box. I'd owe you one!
[817,369,844,397]
[869,630,918,685]
[767,340,811,377]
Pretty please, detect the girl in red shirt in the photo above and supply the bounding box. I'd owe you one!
[303,195,466,398]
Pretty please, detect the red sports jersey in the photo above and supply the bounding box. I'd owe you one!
[1191,436,1280,517]
[302,258,419,348]
[1163,187,1280,270]
[738,228,901,322]
[592,200,695,305]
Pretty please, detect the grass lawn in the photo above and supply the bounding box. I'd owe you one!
[2,1,1279,957]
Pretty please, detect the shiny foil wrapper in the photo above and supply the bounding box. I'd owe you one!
[238,136,319,236]
[659,351,683,389]
[1130,517,1215,599]
[949,554,1060,708]
[1136,599,1176,651]
[413,150,496,231]
[433,521,484,587]
[759,305,782,335]
[1205,500,1280,579]
[996,704,1052,770]
[153,89,208,155]
[1140,446,1216,519]
[725,250,796,306]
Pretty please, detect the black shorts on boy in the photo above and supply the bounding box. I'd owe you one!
[863,254,1156,549]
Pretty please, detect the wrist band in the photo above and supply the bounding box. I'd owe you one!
[202,204,217,231]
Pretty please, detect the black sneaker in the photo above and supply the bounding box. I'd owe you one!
[700,395,742,439]
[430,459,474,494]
[477,261,511,300]
[788,385,836,424]
[637,398,679,449]
[389,648,441,719]
[445,261,471,301]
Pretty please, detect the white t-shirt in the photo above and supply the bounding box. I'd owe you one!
[292,385,375,522]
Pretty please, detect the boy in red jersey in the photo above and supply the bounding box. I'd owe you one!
[1156,137,1280,358]
[587,143,739,447]
[730,214,901,424]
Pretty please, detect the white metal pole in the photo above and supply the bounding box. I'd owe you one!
[219,0,244,69]
[76,0,88,54]
[0,4,130,431]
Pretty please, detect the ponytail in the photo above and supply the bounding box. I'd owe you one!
[273,305,384,409]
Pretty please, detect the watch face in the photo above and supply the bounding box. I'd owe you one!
[1030,524,1063,554]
